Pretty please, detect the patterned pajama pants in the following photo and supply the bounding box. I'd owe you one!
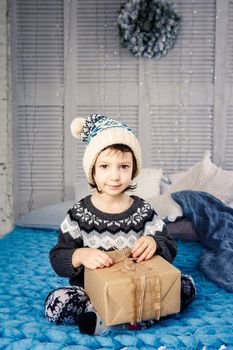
[45,286,93,324]
[45,274,196,326]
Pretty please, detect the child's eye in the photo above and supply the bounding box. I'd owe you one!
[121,165,129,169]
[100,164,108,169]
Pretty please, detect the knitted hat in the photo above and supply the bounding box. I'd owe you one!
[70,114,142,184]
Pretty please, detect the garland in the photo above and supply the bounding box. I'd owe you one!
[118,0,181,59]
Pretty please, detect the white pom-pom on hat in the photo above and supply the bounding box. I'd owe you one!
[70,117,85,139]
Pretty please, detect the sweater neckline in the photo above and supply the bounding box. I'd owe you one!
[83,195,142,221]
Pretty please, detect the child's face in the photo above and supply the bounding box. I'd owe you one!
[93,148,134,196]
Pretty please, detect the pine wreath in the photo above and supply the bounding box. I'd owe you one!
[118,0,181,59]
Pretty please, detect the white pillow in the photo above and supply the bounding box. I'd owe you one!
[148,151,233,221]
[169,170,187,184]
[148,192,183,222]
[168,150,217,192]
[16,201,74,229]
[160,175,171,194]
[204,167,233,203]
[130,168,163,199]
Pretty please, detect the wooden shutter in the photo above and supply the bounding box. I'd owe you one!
[64,0,139,199]
[224,0,233,169]
[11,0,64,217]
[142,0,216,173]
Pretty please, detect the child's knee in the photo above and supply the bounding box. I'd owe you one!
[45,288,67,323]
[180,274,197,310]
[44,286,89,324]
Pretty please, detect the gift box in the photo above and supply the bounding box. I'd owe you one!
[84,249,181,326]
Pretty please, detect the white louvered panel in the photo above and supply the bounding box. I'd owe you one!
[12,0,64,216]
[224,1,233,169]
[225,109,233,170]
[16,0,64,84]
[150,106,213,173]
[148,0,215,172]
[151,0,215,83]
[227,0,233,83]
[76,0,138,83]
[75,106,139,181]
[17,106,64,191]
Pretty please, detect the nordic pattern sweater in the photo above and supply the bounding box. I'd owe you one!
[49,195,177,287]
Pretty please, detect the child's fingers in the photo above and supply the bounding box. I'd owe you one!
[131,240,148,258]
[96,252,113,267]
[102,252,113,266]
[88,263,99,270]
[131,237,145,252]
[136,247,155,263]
[131,236,157,261]
[83,249,113,269]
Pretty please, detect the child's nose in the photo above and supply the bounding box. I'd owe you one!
[110,168,120,180]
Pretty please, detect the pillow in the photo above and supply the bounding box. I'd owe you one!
[15,201,74,229]
[16,178,94,229]
[148,193,182,222]
[148,150,233,221]
[168,150,218,191]
[204,167,233,204]
[131,168,163,199]
[166,218,199,241]
[160,174,171,194]
[169,170,187,184]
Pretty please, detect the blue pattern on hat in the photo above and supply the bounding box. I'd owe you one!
[81,114,133,145]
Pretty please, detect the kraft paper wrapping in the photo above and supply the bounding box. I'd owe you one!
[84,249,181,326]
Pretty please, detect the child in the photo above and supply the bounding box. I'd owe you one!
[45,114,196,335]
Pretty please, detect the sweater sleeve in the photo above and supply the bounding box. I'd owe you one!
[143,206,177,263]
[152,224,177,263]
[49,207,84,279]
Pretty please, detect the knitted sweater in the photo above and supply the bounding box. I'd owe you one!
[50,195,177,287]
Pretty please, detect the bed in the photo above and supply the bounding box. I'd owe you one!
[1,226,232,350]
[2,151,233,349]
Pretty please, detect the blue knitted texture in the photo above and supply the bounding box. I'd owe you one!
[79,114,133,145]
[0,228,232,350]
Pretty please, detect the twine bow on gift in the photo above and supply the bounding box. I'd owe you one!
[123,257,147,322]
[123,256,138,270]
[109,249,161,323]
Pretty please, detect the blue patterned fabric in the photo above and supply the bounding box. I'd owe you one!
[0,227,233,349]
[172,190,233,292]
[81,114,133,145]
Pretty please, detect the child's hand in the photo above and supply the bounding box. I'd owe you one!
[72,248,113,270]
[131,236,157,263]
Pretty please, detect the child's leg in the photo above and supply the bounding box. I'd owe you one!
[45,286,90,324]
[45,286,106,335]
[180,273,197,310]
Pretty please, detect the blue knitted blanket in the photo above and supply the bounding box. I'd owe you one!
[0,227,233,349]
[172,190,233,293]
